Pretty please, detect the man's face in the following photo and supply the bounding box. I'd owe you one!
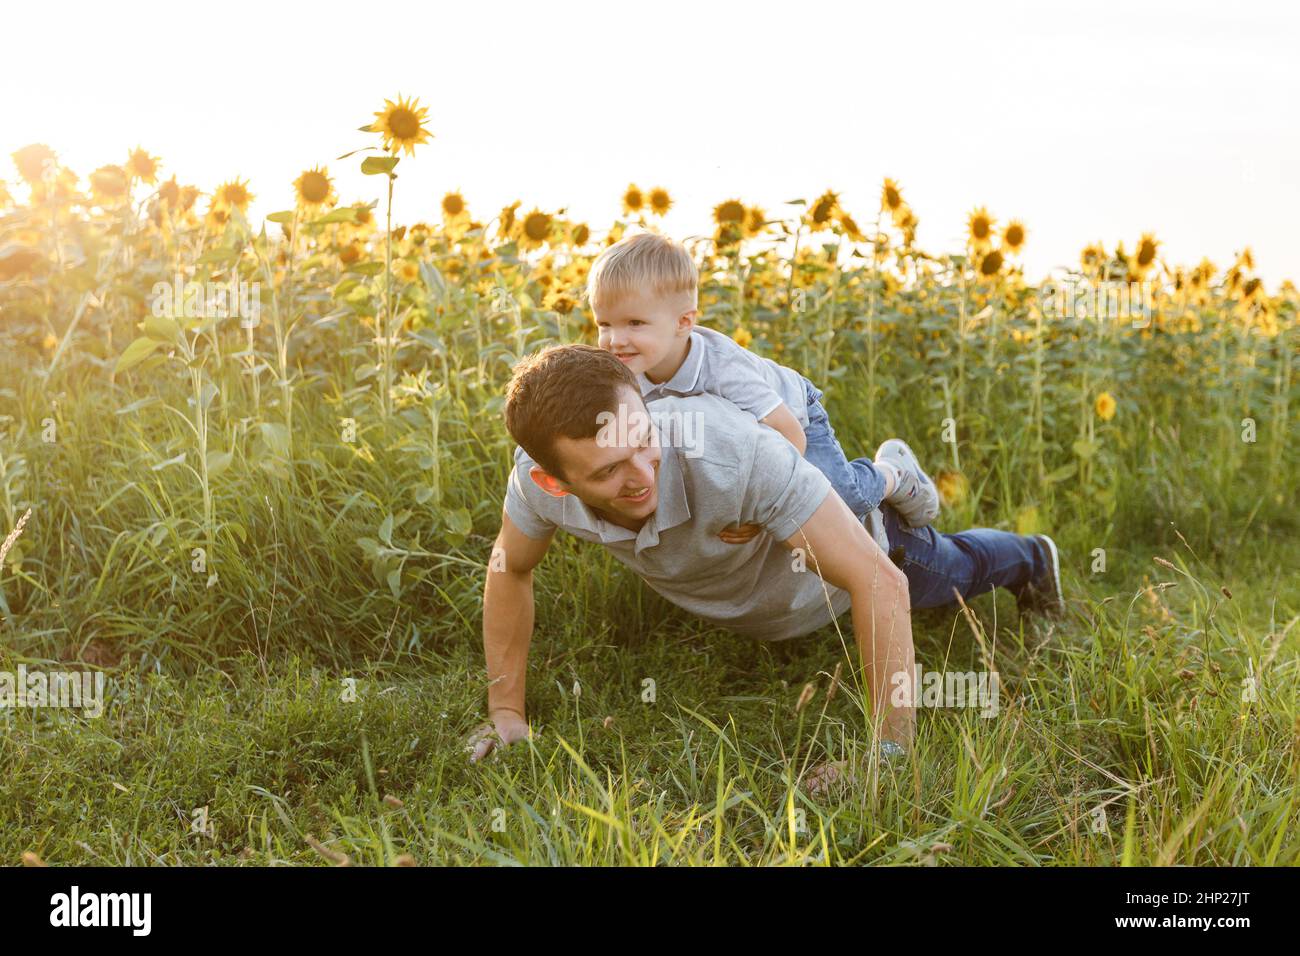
[534,385,663,529]
[594,288,695,382]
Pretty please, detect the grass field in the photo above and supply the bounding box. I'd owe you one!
[1,121,1297,865]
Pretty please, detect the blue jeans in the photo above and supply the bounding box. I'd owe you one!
[880,503,1046,609]
[801,379,888,518]
[799,377,1046,609]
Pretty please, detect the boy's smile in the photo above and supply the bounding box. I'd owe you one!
[595,288,696,383]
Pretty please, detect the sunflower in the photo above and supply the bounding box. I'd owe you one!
[1237,247,1255,271]
[126,147,159,184]
[881,178,903,214]
[895,205,918,245]
[1080,243,1106,272]
[731,326,753,349]
[214,178,253,212]
[1134,233,1159,272]
[178,185,201,213]
[544,289,578,315]
[498,201,521,240]
[714,223,744,250]
[873,230,891,263]
[978,248,1004,278]
[622,184,644,216]
[395,259,420,283]
[807,190,840,231]
[12,144,56,183]
[157,176,181,208]
[368,95,433,156]
[89,165,129,203]
[294,167,335,209]
[933,469,968,508]
[519,209,553,250]
[205,203,230,233]
[713,199,746,226]
[1002,220,1027,254]
[835,210,865,242]
[1094,392,1117,422]
[743,206,767,239]
[648,187,672,216]
[569,222,590,246]
[967,207,995,250]
[441,191,468,221]
[339,242,362,265]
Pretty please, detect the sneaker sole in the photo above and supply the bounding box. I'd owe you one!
[1033,533,1064,617]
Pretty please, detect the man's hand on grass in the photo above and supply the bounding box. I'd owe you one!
[718,522,763,545]
[467,709,532,763]
[804,759,854,797]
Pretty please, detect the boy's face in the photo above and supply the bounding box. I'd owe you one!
[530,385,662,531]
[594,288,696,382]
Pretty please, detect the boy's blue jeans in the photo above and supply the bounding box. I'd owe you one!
[800,378,1047,609]
[801,378,888,517]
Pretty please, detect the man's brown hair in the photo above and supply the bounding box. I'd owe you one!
[504,344,639,480]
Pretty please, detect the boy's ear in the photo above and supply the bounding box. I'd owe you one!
[676,307,698,334]
[529,465,570,498]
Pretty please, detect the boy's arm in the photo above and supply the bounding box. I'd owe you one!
[779,489,915,746]
[758,402,807,455]
[470,510,554,763]
[719,401,807,543]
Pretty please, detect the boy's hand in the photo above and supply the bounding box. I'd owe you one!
[467,709,532,763]
[718,522,763,544]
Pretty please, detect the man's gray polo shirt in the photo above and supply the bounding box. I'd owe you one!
[635,325,811,428]
[503,393,852,641]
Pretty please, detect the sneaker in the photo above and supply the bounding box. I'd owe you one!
[1017,533,1065,619]
[879,739,907,761]
[874,439,940,527]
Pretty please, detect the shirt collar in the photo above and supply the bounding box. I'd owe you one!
[637,330,702,398]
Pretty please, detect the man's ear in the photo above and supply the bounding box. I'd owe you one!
[529,465,570,498]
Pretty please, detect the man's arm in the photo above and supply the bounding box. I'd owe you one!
[471,510,554,762]
[780,490,915,746]
[759,402,808,455]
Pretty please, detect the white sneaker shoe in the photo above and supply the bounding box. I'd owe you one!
[875,439,940,527]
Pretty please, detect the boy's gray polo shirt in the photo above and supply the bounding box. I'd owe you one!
[503,393,852,640]
[635,325,811,428]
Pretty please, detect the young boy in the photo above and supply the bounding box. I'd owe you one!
[585,232,940,551]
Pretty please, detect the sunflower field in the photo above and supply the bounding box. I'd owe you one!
[1,96,1297,866]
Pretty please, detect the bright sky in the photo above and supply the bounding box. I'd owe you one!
[4,0,1297,285]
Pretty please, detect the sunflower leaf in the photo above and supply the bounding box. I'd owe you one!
[313,207,360,225]
[115,337,161,374]
[361,156,400,176]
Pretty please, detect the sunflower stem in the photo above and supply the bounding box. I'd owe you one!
[382,167,396,419]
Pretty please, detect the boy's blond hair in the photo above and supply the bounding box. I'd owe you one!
[585,232,697,315]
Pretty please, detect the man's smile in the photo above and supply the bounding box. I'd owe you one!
[618,485,652,503]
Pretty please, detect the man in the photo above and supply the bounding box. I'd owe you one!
[469,345,1063,789]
